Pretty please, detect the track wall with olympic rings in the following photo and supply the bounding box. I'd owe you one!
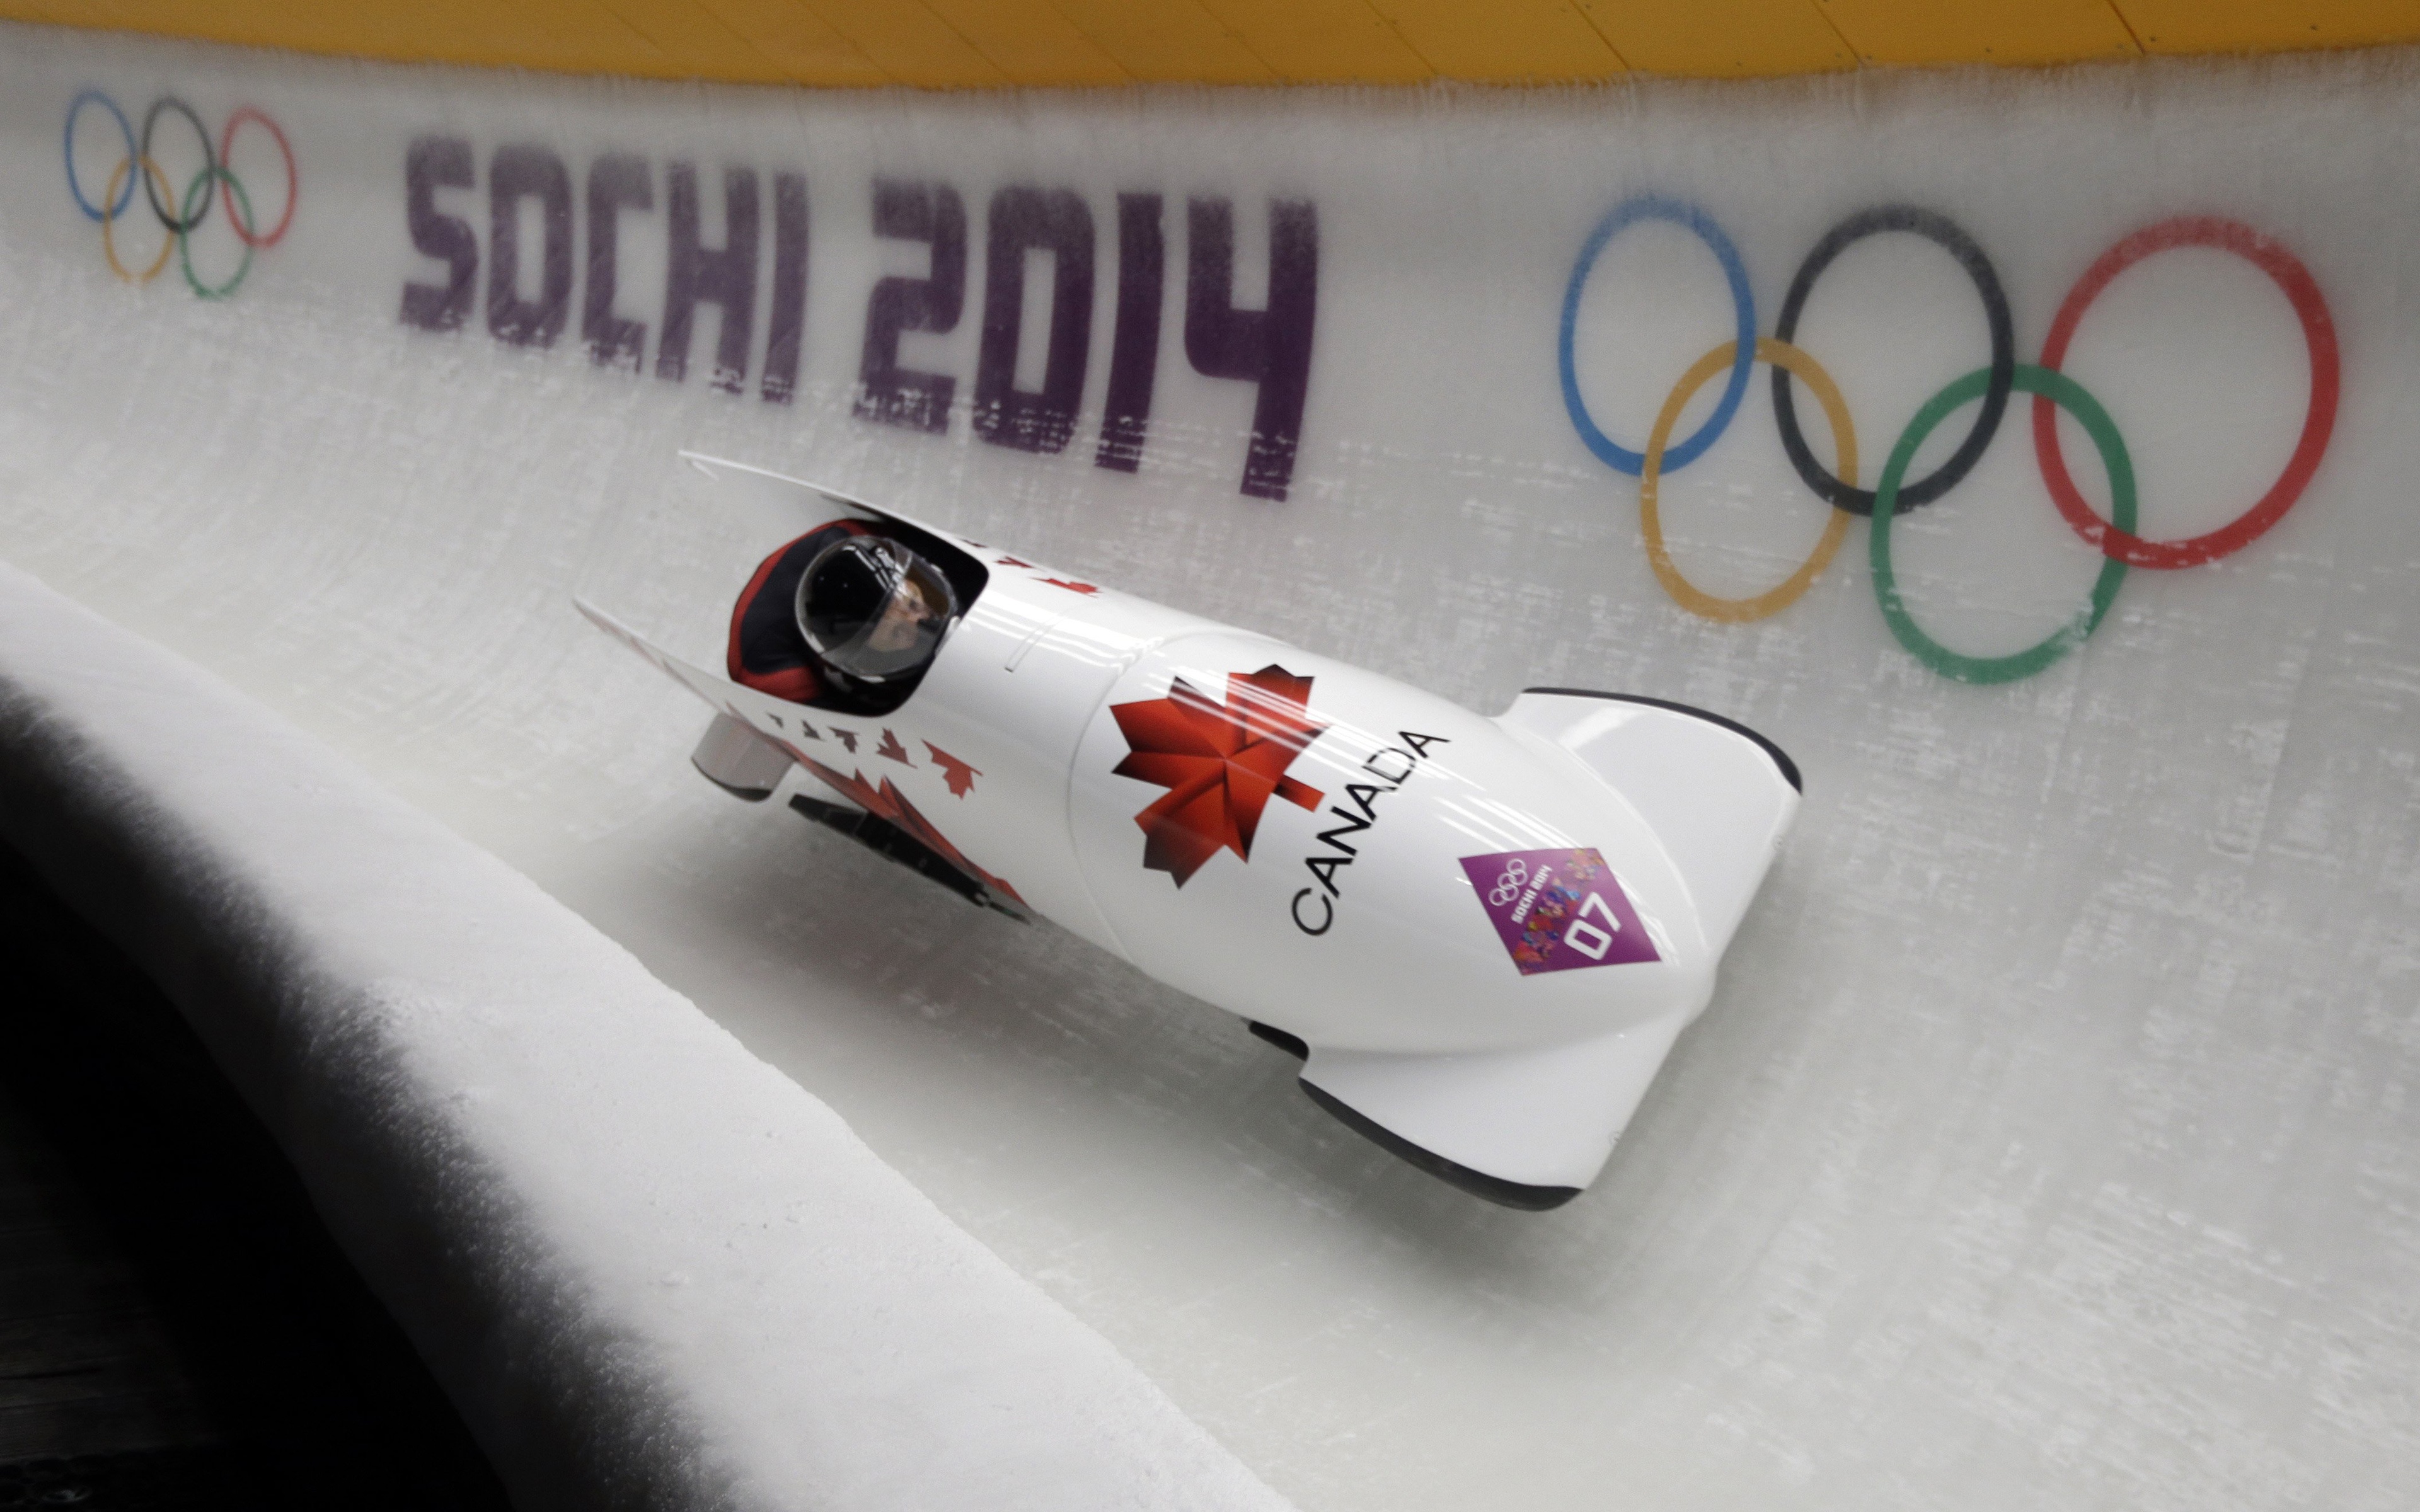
[6,21,2420,1512]
[62,87,297,298]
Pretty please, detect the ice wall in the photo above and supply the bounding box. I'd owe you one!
[0,560,1294,1512]
[4,23,2416,1511]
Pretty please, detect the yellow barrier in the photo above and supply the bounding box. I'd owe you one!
[11,0,2419,85]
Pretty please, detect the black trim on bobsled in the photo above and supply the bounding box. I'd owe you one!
[788,794,1026,919]
[1248,1021,1310,1060]
[1297,1080,1582,1212]
[1522,688,1801,794]
[783,484,993,622]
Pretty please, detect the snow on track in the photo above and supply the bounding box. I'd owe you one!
[0,558,1294,1512]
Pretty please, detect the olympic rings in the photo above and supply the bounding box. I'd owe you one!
[219,107,297,247]
[100,158,175,284]
[141,96,215,232]
[2033,215,2338,570]
[62,90,296,295]
[64,90,135,222]
[1870,364,2135,685]
[1560,196,1756,476]
[178,167,254,301]
[1643,338,1855,623]
[1561,198,2340,684]
[1772,205,2014,518]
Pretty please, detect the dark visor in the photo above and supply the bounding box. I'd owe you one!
[795,536,957,683]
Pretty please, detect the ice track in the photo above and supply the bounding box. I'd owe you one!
[4,24,2418,1512]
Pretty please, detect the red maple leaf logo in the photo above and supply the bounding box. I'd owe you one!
[925,742,981,798]
[1042,578,1099,595]
[875,728,911,764]
[1110,665,1328,886]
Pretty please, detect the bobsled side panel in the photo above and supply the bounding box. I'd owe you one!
[1297,1082,1580,1210]
[908,561,1231,956]
[1300,1011,1691,1194]
[901,597,1130,949]
[1070,634,1714,1057]
[579,598,1100,938]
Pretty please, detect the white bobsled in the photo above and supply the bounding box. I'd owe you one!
[580,455,1799,1210]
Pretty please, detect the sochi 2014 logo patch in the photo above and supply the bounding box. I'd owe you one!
[1461,847,1657,975]
[1110,665,1327,886]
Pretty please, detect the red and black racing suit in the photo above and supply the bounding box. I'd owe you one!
[726,519,870,704]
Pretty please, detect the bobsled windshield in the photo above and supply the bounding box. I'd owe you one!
[795,535,959,684]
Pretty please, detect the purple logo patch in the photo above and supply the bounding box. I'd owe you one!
[1459,847,1659,976]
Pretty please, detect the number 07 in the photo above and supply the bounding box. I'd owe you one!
[1564,889,1623,961]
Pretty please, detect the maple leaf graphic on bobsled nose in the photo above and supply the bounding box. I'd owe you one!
[1110,665,1328,886]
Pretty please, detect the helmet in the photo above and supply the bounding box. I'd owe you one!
[795,535,959,684]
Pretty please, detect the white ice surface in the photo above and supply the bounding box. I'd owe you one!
[3,25,2417,1512]
[0,559,1295,1511]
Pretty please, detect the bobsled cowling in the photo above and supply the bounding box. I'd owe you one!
[580,454,1799,1209]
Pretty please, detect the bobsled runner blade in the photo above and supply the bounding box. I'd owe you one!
[1299,1015,1692,1208]
[789,793,1028,921]
[1499,689,1799,959]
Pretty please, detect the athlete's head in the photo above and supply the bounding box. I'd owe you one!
[795,534,957,684]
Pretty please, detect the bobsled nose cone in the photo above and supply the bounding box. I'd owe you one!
[1499,690,1801,959]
